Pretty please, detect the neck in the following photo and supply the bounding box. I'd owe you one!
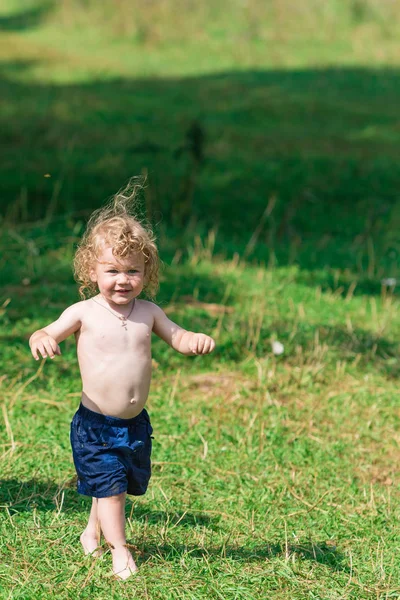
[99,295,135,312]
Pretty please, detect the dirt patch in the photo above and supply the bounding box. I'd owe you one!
[182,371,254,396]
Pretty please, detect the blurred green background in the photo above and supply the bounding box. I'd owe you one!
[1,0,400,277]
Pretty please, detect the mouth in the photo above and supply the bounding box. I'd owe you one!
[115,290,131,294]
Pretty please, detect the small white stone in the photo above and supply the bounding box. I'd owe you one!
[381,278,397,287]
[271,341,284,355]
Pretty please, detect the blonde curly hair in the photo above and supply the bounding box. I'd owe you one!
[74,178,159,299]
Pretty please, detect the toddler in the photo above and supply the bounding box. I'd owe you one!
[29,181,215,579]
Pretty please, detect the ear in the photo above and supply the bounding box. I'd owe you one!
[89,267,98,283]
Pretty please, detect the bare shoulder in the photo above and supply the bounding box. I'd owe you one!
[60,299,89,320]
[136,300,167,330]
[77,298,95,313]
[42,299,88,342]
[136,299,161,317]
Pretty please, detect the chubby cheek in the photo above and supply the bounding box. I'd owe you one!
[135,276,145,290]
[102,276,116,289]
[92,273,110,289]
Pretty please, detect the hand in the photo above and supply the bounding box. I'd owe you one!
[30,334,61,360]
[189,333,216,355]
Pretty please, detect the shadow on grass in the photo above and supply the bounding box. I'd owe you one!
[269,321,400,379]
[0,477,79,513]
[292,269,393,299]
[0,479,348,572]
[131,505,219,530]
[1,47,400,279]
[133,540,349,572]
[0,2,53,32]
[0,478,220,530]
[198,316,400,378]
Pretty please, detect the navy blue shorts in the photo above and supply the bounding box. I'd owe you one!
[70,403,153,498]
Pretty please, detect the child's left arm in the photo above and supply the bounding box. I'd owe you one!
[151,303,215,355]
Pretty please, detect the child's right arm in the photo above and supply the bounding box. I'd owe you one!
[29,302,83,360]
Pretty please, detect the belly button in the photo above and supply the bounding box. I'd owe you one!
[130,398,137,404]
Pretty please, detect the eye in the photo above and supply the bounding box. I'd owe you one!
[107,269,118,273]
[128,269,138,274]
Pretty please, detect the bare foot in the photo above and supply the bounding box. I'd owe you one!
[112,547,138,580]
[80,530,104,557]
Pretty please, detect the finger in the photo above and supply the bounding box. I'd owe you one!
[202,338,211,354]
[43,340,56,359]
[37,343,48,358]
[49,339,61,357]
[210,339,216,352]
[197,337,205,354]
[48,339,59,355]
[31,346,39,361]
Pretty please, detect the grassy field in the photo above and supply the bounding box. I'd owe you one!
[2,1,400,599]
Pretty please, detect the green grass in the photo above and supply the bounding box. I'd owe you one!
[2,1,400,598]
[2,228,400,598]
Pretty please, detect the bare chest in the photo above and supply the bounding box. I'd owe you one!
[77,310,153,355]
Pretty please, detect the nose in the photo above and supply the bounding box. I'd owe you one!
[117,272,130,285]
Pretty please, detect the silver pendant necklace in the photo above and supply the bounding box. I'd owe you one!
[92,296,135,330]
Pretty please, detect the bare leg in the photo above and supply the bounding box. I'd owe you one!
[97,492,137,580]
[80,497,103,556]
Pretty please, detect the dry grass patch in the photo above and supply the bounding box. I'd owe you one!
[183,371,253,397]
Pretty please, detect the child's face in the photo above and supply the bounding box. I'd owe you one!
[90,245,145,306]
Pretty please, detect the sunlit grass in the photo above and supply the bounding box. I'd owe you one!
[1,222,400,598]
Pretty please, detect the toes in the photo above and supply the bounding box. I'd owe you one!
[113,566,138,580]
[80,533,102,557]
